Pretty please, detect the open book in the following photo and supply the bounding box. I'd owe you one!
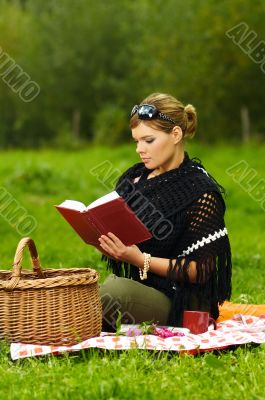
[55,191,152,246]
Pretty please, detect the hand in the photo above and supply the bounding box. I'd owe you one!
[98,232,144,267]
[94,244,115,260]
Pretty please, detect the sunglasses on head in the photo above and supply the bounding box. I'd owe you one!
[130,104,176,125]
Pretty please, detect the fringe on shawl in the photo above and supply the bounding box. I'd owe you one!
[101,254,131,278]
[167,249,232,326]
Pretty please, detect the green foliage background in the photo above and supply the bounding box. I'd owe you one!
[0,0,265,147]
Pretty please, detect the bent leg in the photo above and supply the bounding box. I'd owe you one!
[100,274,171,331]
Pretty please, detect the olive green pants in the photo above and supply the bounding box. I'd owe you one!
[99,274,171,331]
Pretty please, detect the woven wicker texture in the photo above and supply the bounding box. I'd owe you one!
[0,237,102,345]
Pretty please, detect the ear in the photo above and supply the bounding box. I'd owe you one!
[171,126,183,144]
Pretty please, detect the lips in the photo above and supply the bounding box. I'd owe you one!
[141,158,151,163]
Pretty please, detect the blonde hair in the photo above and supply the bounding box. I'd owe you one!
[130,93,197,139]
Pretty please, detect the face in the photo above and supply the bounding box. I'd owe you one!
[132,123,180,170]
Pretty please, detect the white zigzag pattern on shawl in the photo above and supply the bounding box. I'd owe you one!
[179,227,228,256]
[192,165,209,176]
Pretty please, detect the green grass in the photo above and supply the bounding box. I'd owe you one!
[0,142,264,400]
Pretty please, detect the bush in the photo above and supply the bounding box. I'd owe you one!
[93,105,130,145]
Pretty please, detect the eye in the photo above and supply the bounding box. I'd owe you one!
[132,138,155,144]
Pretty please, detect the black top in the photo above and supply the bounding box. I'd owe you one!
[102,151,232,326]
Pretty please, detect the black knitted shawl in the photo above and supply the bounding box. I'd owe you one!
[102,151,232,326]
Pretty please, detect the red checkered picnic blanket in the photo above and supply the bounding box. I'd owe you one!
[10,314,265,360]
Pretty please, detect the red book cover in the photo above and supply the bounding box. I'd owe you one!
[55,193,152,247]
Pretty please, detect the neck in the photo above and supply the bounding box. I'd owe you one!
[156,147,185,175]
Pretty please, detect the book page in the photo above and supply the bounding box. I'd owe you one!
[58,200,86,212]
[86,191,120,210]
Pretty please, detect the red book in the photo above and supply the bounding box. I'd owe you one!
[55,191,152,246]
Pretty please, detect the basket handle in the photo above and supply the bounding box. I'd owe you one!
[5,237,45,290]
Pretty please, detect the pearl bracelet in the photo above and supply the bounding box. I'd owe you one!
[139,252,151,280]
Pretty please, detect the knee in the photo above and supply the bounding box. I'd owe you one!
[99,275,125,331]
[99,274,130,304]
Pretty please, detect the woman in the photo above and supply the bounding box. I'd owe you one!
[98,92,232,330]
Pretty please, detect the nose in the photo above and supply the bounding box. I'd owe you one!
[135,141,146,155]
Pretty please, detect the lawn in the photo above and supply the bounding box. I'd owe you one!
[0,142,264,400]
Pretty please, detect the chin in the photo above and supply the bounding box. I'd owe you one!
[142,160,155,169]
[145,163,155,169]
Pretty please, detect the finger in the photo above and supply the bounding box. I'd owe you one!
[107,232,124,246]
[99,236,117,253]
[100,235,117,249]
[99,241,114,255]
[99,242,119,260]
[100,234,114,243]
[101,235,124,254]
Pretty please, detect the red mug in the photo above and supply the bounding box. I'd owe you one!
[183,311,217,334]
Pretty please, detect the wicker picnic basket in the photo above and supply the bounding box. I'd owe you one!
[0,237,102,345]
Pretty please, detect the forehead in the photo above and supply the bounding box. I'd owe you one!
[131,123,165,139]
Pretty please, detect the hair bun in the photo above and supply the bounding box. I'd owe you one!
[184,104,197,139]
